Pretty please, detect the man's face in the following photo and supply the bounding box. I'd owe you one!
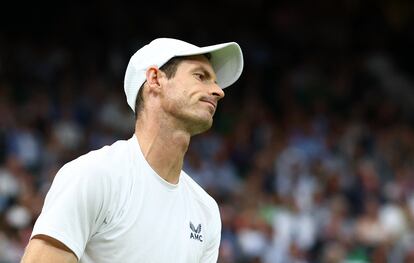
[159,55,225,135]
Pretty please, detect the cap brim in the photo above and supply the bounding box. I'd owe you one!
[175,42,243,89]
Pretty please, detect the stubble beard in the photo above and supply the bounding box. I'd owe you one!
[174,106,214,136]
[183,112,213,136]
[166,97,215,136]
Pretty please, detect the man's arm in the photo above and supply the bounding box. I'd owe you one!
[200,203,222,263]
[21,235,78,263]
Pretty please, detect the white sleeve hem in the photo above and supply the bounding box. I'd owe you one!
[31,227,84,260]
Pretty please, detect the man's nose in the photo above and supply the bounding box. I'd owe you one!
[211,83,225,100]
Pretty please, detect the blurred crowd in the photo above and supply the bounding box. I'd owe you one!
[2,1,414,262]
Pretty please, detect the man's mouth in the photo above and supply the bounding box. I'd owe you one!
[200,98,217,110]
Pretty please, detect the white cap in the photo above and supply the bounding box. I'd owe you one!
[124,38,244,112]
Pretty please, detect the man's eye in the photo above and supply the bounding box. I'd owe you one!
[194,73,204,80]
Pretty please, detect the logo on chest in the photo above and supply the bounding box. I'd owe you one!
[189,221,203,242]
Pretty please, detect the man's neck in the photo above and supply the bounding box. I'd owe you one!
[134,119,190,185]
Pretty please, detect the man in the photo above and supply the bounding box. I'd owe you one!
[21,38,243,262]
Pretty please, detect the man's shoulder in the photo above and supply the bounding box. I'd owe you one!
[62,138,131,175]
[181,172,219,212]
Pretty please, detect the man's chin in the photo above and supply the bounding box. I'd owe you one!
[189,118,213,136]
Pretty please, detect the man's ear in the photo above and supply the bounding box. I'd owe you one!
[145,66,161,91]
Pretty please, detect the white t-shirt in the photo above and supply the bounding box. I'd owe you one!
[31,135,221,263]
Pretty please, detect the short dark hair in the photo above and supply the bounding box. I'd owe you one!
[134,54,211,119]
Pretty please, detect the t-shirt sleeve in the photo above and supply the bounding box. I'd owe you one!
[200,203,222,263]
[31,161,109,260]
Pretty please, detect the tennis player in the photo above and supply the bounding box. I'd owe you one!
[21,38,243,263]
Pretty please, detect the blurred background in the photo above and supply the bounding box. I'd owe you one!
[2,0,414,262]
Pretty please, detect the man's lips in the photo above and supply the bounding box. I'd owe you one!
[200,98,217,110]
